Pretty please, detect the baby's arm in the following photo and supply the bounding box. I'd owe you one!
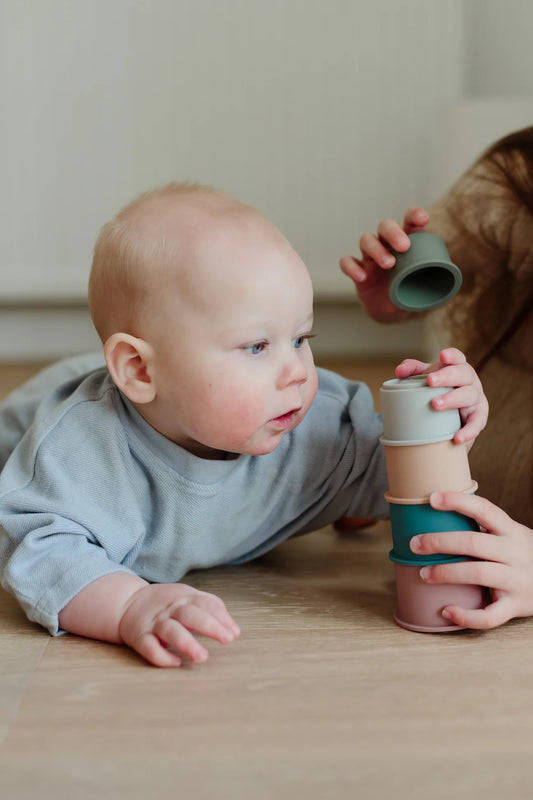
[58,573,240,668]
[395,347,488,449]
[411,491,533,629]
[340,207,429,322]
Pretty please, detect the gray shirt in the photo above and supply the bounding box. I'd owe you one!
[0,356,387,634]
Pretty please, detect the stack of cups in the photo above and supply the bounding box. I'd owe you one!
[380,375,488,632]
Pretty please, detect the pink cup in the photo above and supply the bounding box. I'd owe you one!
[392,562,489,633]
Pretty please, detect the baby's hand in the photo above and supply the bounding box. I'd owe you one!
[395,347,488,447]
[340,207,429,322]
[119,582,241,667]
[411,491,533,629]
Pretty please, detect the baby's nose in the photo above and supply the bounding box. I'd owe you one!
[278,351,307,388]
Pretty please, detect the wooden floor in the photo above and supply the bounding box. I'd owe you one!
[1,359,533,799]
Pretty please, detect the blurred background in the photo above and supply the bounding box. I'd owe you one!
[1,0,532,361]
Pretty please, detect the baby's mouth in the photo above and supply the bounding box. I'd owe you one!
[270,408,302,428]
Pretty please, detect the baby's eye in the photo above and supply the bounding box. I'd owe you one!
[293,333,315,349]
[244,341,268,355]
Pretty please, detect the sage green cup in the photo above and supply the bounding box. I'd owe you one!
[380,375,461,446]
[389,232,462,312]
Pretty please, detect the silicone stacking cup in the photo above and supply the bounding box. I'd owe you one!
[389,232,462,312]
[392,563,489,633]
[387,490,478,563]
[383,438,472,498]
[380,375,461,445]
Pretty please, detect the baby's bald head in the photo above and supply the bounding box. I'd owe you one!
[88,182,276,343]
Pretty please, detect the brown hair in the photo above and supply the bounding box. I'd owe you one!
[428,126,533,372]
[483,126,533,212]
[428,128,533,524]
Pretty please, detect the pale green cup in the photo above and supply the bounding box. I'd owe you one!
[389,232,462,312]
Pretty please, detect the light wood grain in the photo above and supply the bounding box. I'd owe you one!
[1,360,533,799]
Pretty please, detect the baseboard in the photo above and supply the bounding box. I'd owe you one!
[0,301,430,362]
[311,300,430,360]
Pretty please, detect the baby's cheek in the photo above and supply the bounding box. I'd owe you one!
[228,397,265,436]
[304,367,319,410]
[208,390,265,444]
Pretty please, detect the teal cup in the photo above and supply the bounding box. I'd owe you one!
[389,232,462,312]
[388,497,479,563]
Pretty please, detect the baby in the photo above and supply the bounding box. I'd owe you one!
[0,183,487,666]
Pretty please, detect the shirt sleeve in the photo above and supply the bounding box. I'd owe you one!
[0,389,141,636]
[0,506,135,635]
[0,354,105,469]
[307,369,389,522]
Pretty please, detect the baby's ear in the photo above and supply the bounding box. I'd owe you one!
[104,333,156,404]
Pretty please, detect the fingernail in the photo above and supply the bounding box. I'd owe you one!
[430,492,443,506]
[410,535,421,552]
[195,648,209,662]
[442,608,452,620]
[420,567,431,581]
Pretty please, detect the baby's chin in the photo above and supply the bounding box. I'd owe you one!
[238,424,304,457]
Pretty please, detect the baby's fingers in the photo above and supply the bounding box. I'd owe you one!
[358,232,397,270]
[442,597,514,631]
[375,220,410,255]
[402,206,430,234]
[194,591,241,637]
[135,635,180,667]
[141,617,210,667]
[394,357,433,379]
[420,559,511,593]
[429,385,487,442]
[173,599,240,645]
[339,254,368,283]
[411,528,505,563]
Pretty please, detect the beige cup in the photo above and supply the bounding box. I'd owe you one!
[383,438,473,499]
[393,563,489,633]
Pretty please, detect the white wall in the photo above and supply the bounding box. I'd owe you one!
[2,0,463,305]
[426,0,533,206]
[2,0,533,361]
[464,0,533,96]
